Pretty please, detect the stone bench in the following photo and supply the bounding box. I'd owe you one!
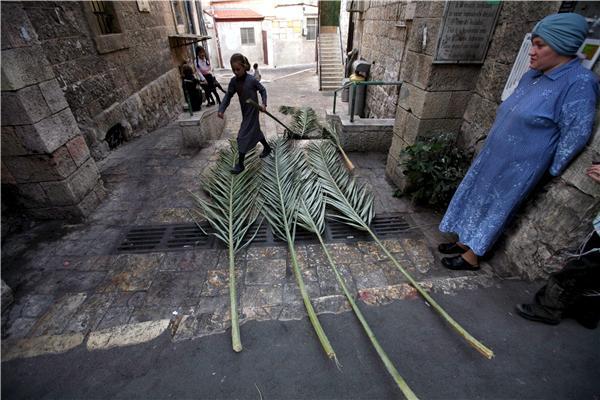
[178,107,225,149]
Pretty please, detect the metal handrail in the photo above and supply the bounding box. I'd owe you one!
[333,80,403,122]
[338,26,345,67]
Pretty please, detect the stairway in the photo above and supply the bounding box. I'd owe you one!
[318,30,344,91]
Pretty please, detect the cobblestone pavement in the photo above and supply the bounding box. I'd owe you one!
[0,67,493,362]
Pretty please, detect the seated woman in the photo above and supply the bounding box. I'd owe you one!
[438,13,599,270]
[181,63,203,112]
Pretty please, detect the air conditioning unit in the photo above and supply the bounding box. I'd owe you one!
[346,0,366,13]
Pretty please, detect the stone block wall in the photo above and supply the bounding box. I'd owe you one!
[1,2,104,221]
[19,1,184,161]
[386,1,480,191]
[354,1,406,118]
[325,112,394,152]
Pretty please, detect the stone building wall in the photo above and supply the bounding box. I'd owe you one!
[20,1,185,160]
[353,1,406,118]
[1,2,104,221]
[385,1,480,190]
[1,1,186,221]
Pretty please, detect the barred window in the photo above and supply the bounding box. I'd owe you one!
[306,18,317,40]
[240,27,255,45]
[90,1,120,34]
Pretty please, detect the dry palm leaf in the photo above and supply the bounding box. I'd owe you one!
[190,141,262,352]
[260,137,338,362]
[307,140,494,360]
[297,173,418,399]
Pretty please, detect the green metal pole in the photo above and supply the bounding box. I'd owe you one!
[350,83,357,123]
[333,91,337,114]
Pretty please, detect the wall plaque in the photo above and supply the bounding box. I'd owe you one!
[434,1,501,64]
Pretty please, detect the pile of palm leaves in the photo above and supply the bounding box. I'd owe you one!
[278,105,354,171]
[191,135,493,399]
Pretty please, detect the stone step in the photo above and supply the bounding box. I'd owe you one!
[320,70,343,76]
[321,69,343,74]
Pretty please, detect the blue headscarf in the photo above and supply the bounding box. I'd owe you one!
[532,13,589,56]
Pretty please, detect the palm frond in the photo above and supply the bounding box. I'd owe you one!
[307,140,494,360]
[190,140,262,352]
[278,106,320,139]
[260,138,337,361]
[278,105,301,115]
[297,172,418,399]
[307,141,374,230]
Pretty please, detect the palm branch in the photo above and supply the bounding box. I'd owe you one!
[279,105,355,171]
[322,121,355,172]
[277,105,320,139]
[307,140,494,360]
[190,141,262,352]
[297,174,418,399]
[260,137,337,361]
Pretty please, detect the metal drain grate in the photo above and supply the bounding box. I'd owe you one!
[326,219,370,242]
[372,214,411,237]
[116,224,213,253]
[115,213,413,253]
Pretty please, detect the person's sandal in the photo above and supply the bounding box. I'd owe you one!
[438,242,468,254]
[441,255,480,271]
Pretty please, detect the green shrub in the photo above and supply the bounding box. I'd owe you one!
[395,133,472,209]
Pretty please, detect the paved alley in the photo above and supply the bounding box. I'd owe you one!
[1,67,598,400]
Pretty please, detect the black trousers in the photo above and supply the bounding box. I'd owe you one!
[536,232,600,329]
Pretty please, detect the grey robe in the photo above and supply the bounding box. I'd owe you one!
[218,73,267,153]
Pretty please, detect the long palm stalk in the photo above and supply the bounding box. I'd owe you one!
[190,142,262,352]
[322,121,355,172]
[307,140,494,360]
[297,175,418,399]
[260,138,337,361]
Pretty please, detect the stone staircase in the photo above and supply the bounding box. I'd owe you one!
[318,30,344,91]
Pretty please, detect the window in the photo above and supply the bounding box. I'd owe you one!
[306,17,317,40]
[90,1,121,34]
[241,27,255,45]
[171,0,185,26]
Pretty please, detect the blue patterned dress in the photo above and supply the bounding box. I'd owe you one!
[440,59,599,256]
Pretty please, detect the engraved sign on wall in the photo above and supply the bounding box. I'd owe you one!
[434,1,501,64]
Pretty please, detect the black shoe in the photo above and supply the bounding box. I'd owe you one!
[438,242,468,254]
[230,164,244,174]
[259,147,272,158]
[515,304,561,325]
[441,255,480,271]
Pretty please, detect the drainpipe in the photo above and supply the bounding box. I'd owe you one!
[213,16,225,68]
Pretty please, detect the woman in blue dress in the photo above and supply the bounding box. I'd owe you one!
[439,13,599,270]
